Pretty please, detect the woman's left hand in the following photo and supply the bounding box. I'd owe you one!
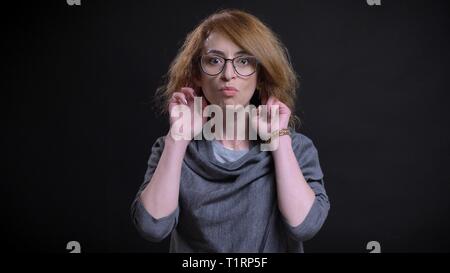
[250,95,291,140]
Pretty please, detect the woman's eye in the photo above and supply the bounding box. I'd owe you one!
[238,58,249,65]
[209,57,222,65]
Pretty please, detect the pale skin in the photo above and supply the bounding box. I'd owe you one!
[140,32,315,227]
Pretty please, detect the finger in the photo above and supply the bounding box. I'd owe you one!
[258,105,267,119]
[267,96,281,118]
[278,100,291,115]
[171,92,188,105]
[180,87,195,102]
[173,93,188,105]
[266,96,275,108]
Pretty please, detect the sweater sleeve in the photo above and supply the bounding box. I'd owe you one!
[282,133,330,242]
[130,136,180,242]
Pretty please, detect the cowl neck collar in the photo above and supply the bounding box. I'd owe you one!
[183,139,273,181]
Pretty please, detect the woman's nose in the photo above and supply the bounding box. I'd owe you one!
[221,60,237,80]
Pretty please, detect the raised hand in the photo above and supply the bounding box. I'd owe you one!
[168,87,208,143]
[250,95,291,142]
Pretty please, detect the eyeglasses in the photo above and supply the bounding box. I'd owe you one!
[200,54,258,77]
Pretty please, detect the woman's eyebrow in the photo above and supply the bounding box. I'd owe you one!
[206,49,249,56]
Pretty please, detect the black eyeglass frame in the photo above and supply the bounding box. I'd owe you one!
[199,55,259,77]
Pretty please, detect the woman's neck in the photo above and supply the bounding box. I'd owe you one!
[218,139,250,150]
[218,111,251,150]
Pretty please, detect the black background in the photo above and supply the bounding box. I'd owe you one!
[3,0,450,253]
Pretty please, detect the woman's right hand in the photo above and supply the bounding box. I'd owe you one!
[168,87,207,144]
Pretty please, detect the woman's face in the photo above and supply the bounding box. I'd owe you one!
[195,32,258,108]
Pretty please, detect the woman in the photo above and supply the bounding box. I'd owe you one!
[131,9,330,253]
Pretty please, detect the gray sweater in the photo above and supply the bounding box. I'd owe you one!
[131,130,330,252]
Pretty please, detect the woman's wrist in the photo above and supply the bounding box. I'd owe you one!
[261,128,290,144]
[271,134,292,156]
[165,132,190,150]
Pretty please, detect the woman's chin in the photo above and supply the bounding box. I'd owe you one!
[221,98,246,107]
